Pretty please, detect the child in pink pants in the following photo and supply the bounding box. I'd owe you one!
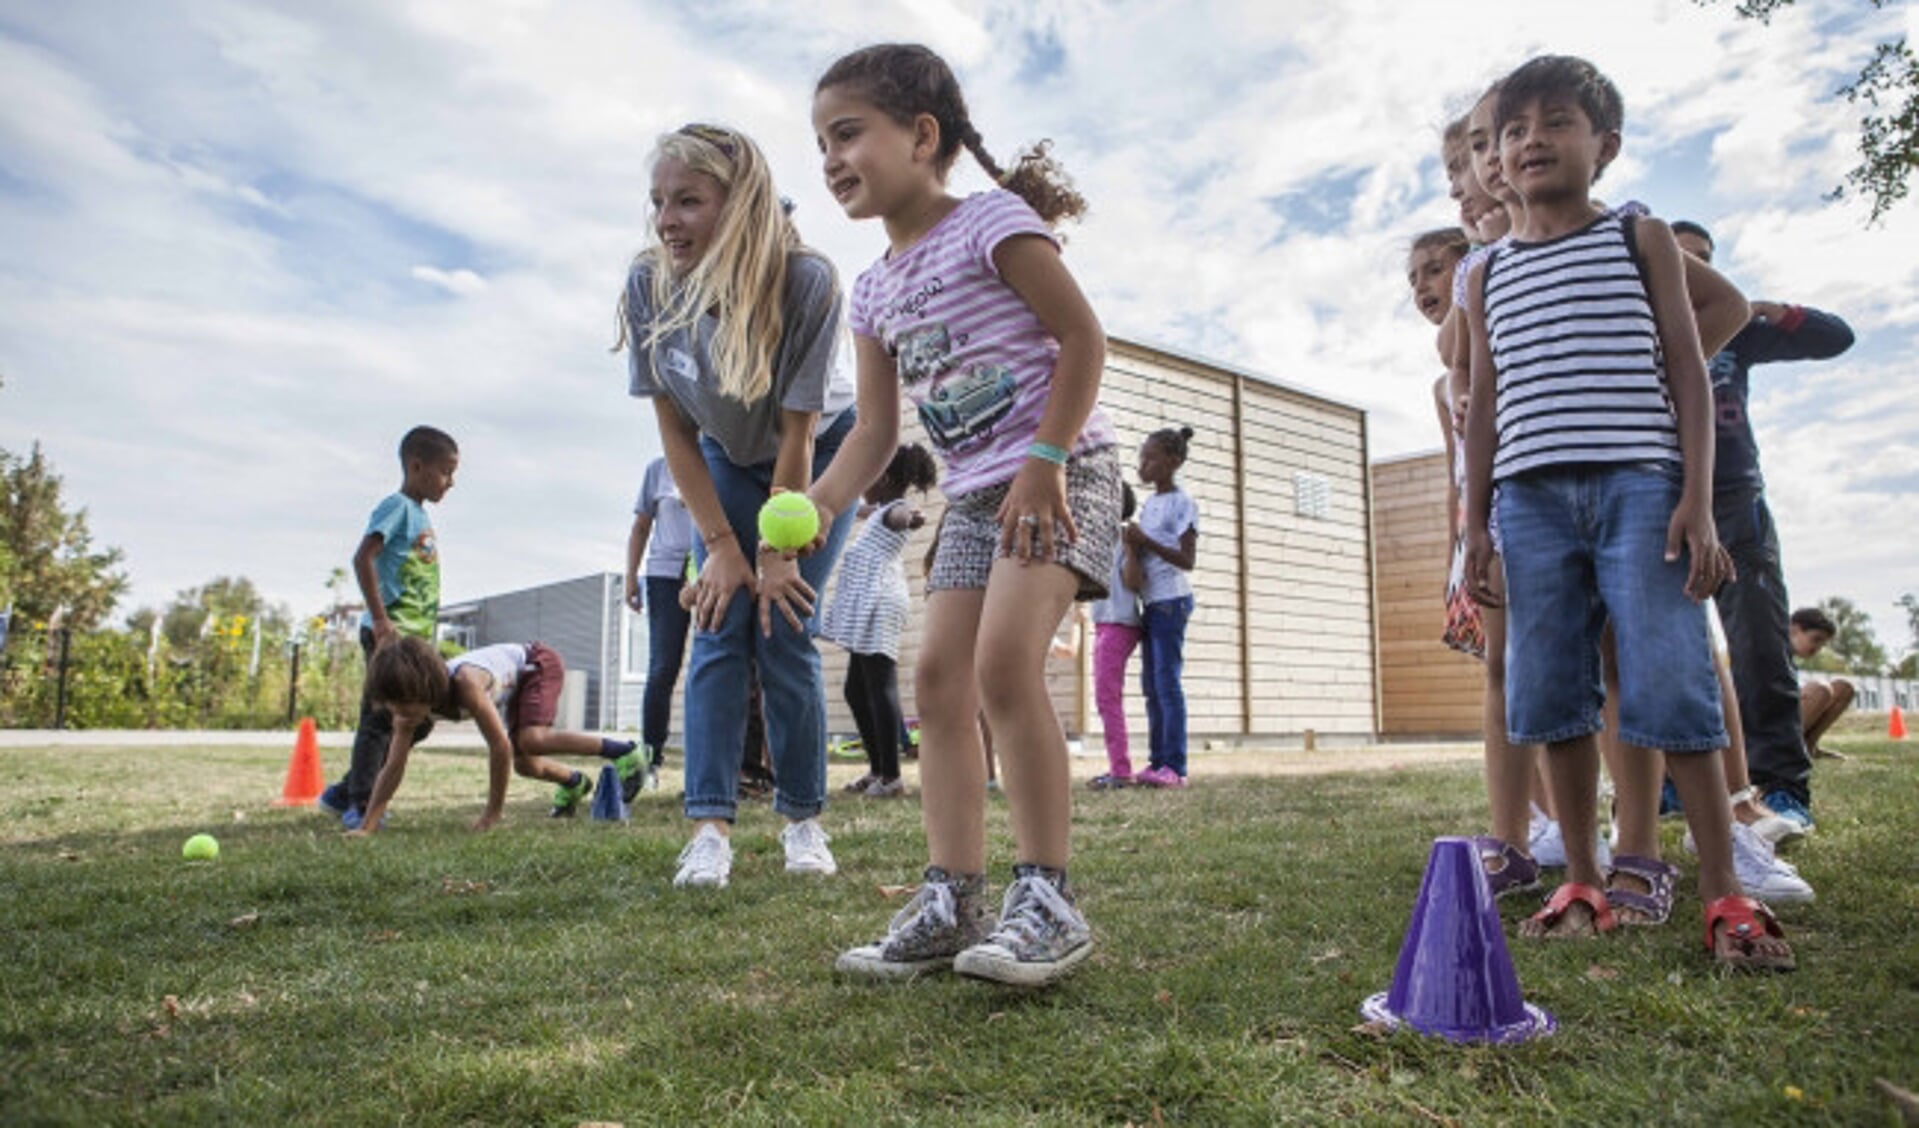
[1090,483,1141,788]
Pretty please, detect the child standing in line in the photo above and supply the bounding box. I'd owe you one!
[618,123,859,888]
[1088,482,1142,789]
[347,637,636,835]
[1127,427,1198,788]
[1462,55,1792,969]
[317,426,458,832]
[808,42,1122,987]
[822,443,939,798]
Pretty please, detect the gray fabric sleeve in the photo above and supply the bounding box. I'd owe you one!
[624,262,660,398]
[775,254,844,415]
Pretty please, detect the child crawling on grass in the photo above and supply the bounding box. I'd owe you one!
[346,636,635,835]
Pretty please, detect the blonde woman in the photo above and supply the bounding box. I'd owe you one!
[618,123,856,888]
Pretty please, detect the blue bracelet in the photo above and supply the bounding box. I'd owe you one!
[1028,441,1069,465]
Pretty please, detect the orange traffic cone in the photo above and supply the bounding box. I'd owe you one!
[272,717,326,806]
[1891,705,1907,740]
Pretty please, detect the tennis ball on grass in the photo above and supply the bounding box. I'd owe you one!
[758,493,820,551]
[182,833,220,861]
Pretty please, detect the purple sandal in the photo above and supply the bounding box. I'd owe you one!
[1605,854,1678,926]
[1474,836,1542,900]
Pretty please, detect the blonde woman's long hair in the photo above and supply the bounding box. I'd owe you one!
[616,124,807,405]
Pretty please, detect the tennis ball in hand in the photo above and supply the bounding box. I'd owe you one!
[182,833,220,861]
[758,493,820,551]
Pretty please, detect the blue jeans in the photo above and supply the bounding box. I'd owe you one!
[1497,464,1726,752]
[1713,490,1810,803]
[642,575,691,757]
[683,410,856,822]
[1140,595,1194,776]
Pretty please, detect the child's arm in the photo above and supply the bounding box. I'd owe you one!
[757,408,826,636]
[1126,522,1198,571]
[1460,260,1501,608]
[624,511,653,612]
[349,718,422,838]
[1120,544,1145,595]
[1680,254,1750,358]
[1743,302,1856,363]
[809,335,904,540]
[1434,374,1460,542]
[1637,217,1730,600]
[653,397,753,634]
[352,533,394,648]
[992,235,1105,561]
[454,672,514,832]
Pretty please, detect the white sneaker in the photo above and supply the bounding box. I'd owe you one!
[1531,813,1611,870]
[1731,822,1814,904]
[674,824,732,888]
[1747,811,1805,849]
[781,818,838,876]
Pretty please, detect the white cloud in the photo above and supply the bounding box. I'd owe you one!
[1,0,1913,645]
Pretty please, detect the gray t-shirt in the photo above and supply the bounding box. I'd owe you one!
[624,251,854,466]
[634,456,696,580]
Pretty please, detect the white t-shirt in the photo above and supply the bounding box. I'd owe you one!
[1137,487,1198,605]
[446,643,530,719]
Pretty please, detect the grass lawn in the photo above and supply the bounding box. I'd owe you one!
[1,734,1914,1126]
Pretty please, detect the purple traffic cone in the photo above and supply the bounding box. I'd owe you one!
[589,763,628,822]
[1361,836,1554,1043]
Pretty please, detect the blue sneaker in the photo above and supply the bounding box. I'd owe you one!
[340,807,387,832]
[316,782,349,818]
[1761,790,1815,835]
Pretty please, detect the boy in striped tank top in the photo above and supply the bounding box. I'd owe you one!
[1460,56,1793,971]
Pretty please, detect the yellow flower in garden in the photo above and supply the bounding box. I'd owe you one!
[1783,1086,1803,1102]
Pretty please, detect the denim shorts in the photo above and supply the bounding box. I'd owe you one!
[1495,463,1727,753]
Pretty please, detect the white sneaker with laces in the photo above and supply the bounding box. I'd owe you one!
[1529,813,1566,867]
[1733,822,1814,903]
[781,818,838,876]
[674,824,733,888]
[953,869,1093,987]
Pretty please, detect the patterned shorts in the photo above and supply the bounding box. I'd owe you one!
[928,445,1122,601]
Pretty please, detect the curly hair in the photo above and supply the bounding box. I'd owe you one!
[366,636,452,715]
[817,43,1087,227]
[882,441,940,494]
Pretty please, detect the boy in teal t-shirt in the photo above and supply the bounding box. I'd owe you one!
[318,426,459,827]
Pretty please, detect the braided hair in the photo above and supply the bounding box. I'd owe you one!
[816,43,1087,226]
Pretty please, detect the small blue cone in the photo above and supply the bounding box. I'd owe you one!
[1360,836,1554,1043]
[590,763,628,822]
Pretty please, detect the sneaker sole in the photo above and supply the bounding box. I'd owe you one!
[834,951,953,980]
[673,872,729,888]
[953,940,1092,987]
[786,861,839,876]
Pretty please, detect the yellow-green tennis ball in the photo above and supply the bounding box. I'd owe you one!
[182,833,220,861]
[758,493,819,551]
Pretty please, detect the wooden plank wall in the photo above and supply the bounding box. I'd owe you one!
[1370,452,1483,737]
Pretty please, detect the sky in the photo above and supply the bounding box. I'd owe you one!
[2,0,1915,652]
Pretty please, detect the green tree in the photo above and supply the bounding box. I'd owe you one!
[1896,592,1919,675]
[1704,0,1916,222]
[1813,595,1888,674]
[0,442,127,631]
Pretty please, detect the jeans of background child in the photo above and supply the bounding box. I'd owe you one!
[683,410,856,823]
[344,627,435,809]
[1094,622,1142,778]
[1140,596,1194,777]
[1496,465,1727,751]
[1714,489,1812,805]
[643,575,692,762]
[844,651,903,780]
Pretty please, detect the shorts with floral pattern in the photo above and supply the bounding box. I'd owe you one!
[928,445,1121,601]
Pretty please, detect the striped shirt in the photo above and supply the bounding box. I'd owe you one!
[1482,212,1680,481]
[849,190,1116,497]
[819,501,911,660]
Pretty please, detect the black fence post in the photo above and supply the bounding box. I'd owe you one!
[286,641,302,726]
[53,627,72,730]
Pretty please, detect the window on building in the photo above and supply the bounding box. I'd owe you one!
[1294,471,1330,520]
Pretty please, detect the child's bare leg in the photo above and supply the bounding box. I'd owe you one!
[1520,733,1605,938]
[1602,628,1662,857]
[1480,595,1533,853]
[511,727,589,785]
[1667,746,1793,964]
[976,558,1079,870]
[917,589,988,875]
[1801,680,1853,757]
[1715,660,1772,820]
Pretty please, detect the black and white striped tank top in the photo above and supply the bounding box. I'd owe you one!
[1483,212,1680,482]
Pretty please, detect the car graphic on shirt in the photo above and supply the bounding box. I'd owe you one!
[893,324,953,386]
[920,364,1018,451]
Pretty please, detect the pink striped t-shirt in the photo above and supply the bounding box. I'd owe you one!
[848,190,1116,497]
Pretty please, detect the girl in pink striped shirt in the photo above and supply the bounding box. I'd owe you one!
[806,43,1121,988]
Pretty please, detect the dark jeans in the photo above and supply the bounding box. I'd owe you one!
[643,575,692,761]
[1715,491,1811,804]
[1140,595,1194,776]
[844,652,903,780]
[344,627,435,808]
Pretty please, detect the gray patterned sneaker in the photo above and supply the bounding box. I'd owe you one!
[953,865,1093,987]
[835,867,987,980]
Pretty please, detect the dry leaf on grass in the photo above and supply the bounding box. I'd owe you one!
[1584,964,1620,981]
[1350,1019,1395,1038]
[876,883,919,899]
[229,911,260,929]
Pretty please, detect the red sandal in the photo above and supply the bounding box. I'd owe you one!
[1703,895,1795,972]
[1524,883,1618,939]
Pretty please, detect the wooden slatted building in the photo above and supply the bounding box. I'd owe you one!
[1369,451,1483,737]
